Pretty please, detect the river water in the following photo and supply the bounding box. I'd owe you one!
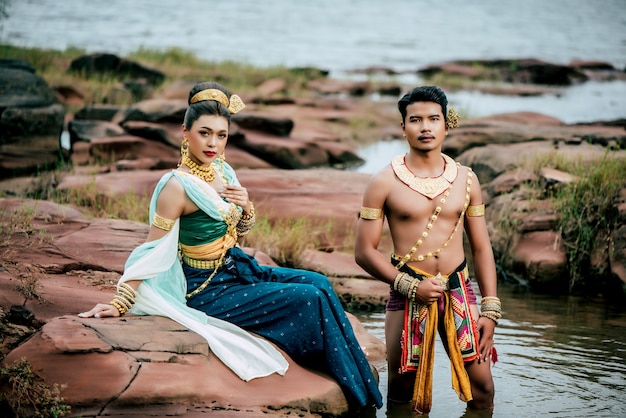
[357,279,626,418]
[3,1,626,417]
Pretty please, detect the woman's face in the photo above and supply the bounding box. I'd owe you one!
[182,114,229,166]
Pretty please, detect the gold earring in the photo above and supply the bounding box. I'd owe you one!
[219,152,226,162]
[180,137,189,157]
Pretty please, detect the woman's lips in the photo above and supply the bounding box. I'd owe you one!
[204,151,216,157]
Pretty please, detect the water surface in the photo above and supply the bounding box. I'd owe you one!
[358,281,626,417]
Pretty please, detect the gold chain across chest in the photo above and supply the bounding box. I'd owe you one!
[392,159,474,270]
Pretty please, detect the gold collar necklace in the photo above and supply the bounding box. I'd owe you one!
[181,154,216,182]
[391,153,459,199]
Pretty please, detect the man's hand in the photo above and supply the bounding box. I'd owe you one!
[477,316,496,363]
[414,278,444,305]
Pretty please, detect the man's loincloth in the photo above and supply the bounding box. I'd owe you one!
[389,259,479,372]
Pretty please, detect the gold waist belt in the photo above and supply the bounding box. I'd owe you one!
[180,234,236,262]
[182,254,225,270]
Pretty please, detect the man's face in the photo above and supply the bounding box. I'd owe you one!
[401,101,448,153]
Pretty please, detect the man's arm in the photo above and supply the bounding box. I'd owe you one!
[464,171,499,361]
[354,172,400,285]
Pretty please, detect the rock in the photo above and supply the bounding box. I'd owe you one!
[113,98,188,125]
[67,119,126,145]
[307,78,371,96]
[54,85,85,107]
[234,130,330,169]
[486,169,537,198]
[256,78,288,97]
[0,58,36,72]
[569,60,616,71]
[419,58,590,86]
[610,225,626,287]
[3,314,381,416]
[456,140,621,184]
[120,120,182,148]
[232,113,294,137]
[68,53,165,85]
[538,167,577,194]
[509,231,568,290]
[74,104,124,122]
[75,135,179,167]
[0,65,65,178]
[0,193,387,416]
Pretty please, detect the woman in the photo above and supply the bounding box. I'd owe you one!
[79,81,383,409]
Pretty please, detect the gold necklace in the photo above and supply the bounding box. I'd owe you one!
[391,153,459,199]
[181,154,216,182]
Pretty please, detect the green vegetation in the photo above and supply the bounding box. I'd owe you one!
[244,216,325,269]
[50,179,151,223]
[0,43,320,110]
[0,204,37,245]
[0,357,70,418]
[553,154,626,290]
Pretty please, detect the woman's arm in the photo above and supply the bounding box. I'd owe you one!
[79,177,187,318]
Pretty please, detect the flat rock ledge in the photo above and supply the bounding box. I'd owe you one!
[4,314,384,417]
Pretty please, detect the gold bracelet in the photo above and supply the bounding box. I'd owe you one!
[119,282,136,298]
[240,202,255,220]
[109,300,127,315]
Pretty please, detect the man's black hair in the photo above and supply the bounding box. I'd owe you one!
[397,86,448,123]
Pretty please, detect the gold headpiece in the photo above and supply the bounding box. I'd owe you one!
[446,107,460,129]
[189,88,246,114]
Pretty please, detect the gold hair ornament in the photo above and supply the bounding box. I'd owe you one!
[446,107,460,129]
[189,89,246,114]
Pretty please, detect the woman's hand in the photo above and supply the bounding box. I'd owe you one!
[220,185,251,212]
[78,303,121,318]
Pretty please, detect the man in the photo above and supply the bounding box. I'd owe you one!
[354,86,499,413]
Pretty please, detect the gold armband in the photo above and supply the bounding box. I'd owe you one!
[152,212,175,231]
[467,204,485,217]
[359,207,383,220]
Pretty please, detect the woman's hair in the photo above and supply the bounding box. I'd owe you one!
[183,81,232,129]
[397,86,448,123]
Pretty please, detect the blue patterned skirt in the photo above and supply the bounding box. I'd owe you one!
[183,246,383,408]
